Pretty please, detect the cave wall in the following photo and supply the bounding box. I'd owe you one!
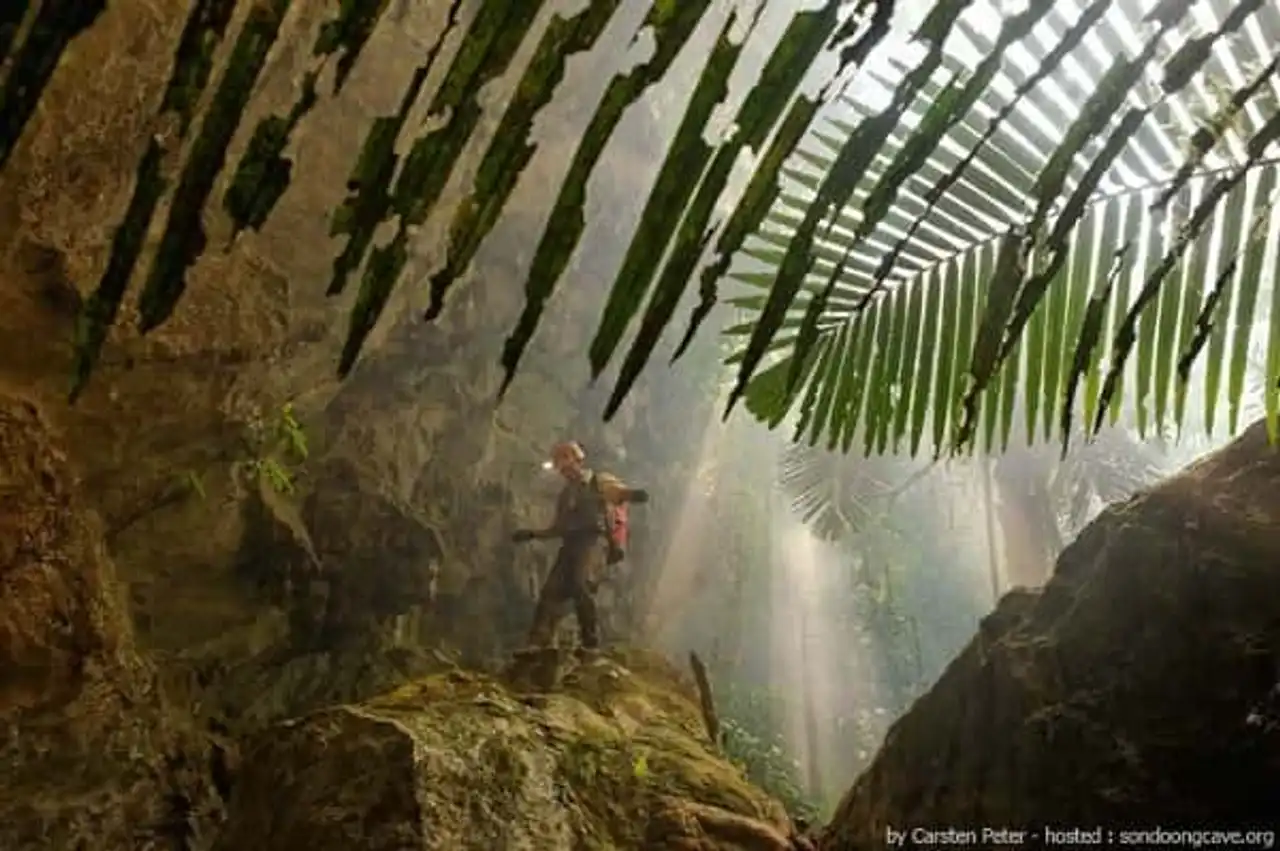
[0,0,701,706]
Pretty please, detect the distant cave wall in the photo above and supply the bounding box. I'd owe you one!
[819,421,1280,849]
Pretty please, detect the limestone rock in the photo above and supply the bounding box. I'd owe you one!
[302,457,444,635]
[216,649,796,850]
[820,421,1280,848]
[0,396,221,850]
[234,481,321,606]
[0,0,695,675]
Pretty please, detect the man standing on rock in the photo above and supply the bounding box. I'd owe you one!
[512,440,648,655]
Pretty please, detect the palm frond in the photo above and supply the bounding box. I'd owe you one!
[778,442,920,542]
[726,0,1280,456]
[22,0,1280,446]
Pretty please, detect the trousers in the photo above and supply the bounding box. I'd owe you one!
[527,542,602,649]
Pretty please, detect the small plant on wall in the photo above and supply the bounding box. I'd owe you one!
[234,402,309,495]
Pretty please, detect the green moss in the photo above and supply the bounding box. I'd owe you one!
[313,0,392,93]
[223,70,319,237]
[480,735,532,795]
[325,0,465,298]
[333,651,787,848]
[160,0,239,135]
[588,3,761,378]
[342,0,550,363]
[327,78,424,296]
[224,0,397,238]
[338,0,549,372]
[0,0,105,170]
[393,0,548,229]
[71,142,167,400]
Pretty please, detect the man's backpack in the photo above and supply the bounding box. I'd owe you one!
[591,473,629,565]
[604,500,628,564]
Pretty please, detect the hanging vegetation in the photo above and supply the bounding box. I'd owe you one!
[724,0,1280,454]
[3,0,1278,456]
[425,0,625,324]
[498,0,719,395]
[137,0,295,333]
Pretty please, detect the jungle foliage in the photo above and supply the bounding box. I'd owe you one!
[3,0,1279,456]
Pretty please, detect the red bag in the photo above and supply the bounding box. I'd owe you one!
[607,501,629,551]
[592,473,629,564]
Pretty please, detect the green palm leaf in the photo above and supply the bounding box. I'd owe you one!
[36,0,1280,445]
[728,0,1280,456]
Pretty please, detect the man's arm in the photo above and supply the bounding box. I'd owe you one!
[514,490,576,542]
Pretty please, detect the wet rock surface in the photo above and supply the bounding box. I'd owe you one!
[820,421,1280,849]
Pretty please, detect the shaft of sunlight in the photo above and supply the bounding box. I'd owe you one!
[770,511,889,804]
[642,408,729,644]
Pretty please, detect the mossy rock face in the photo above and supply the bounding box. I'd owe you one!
[822,421,1280,849]
[215,649,798,850]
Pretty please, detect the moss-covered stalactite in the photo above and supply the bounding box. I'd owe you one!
[326,0,465,300]
[497,0,717,394]
[425,0,625,319]
[587,3,766,377]
[0,0,104,170]
[46,0,880,412]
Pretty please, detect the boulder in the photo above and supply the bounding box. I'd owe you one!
[821,421,1280,848]
[216,648,804,850]
[0,396,221,849]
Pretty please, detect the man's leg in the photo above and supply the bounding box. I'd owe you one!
[526,560,569,648]
[573,587,600,649]
[571,559,602,650]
